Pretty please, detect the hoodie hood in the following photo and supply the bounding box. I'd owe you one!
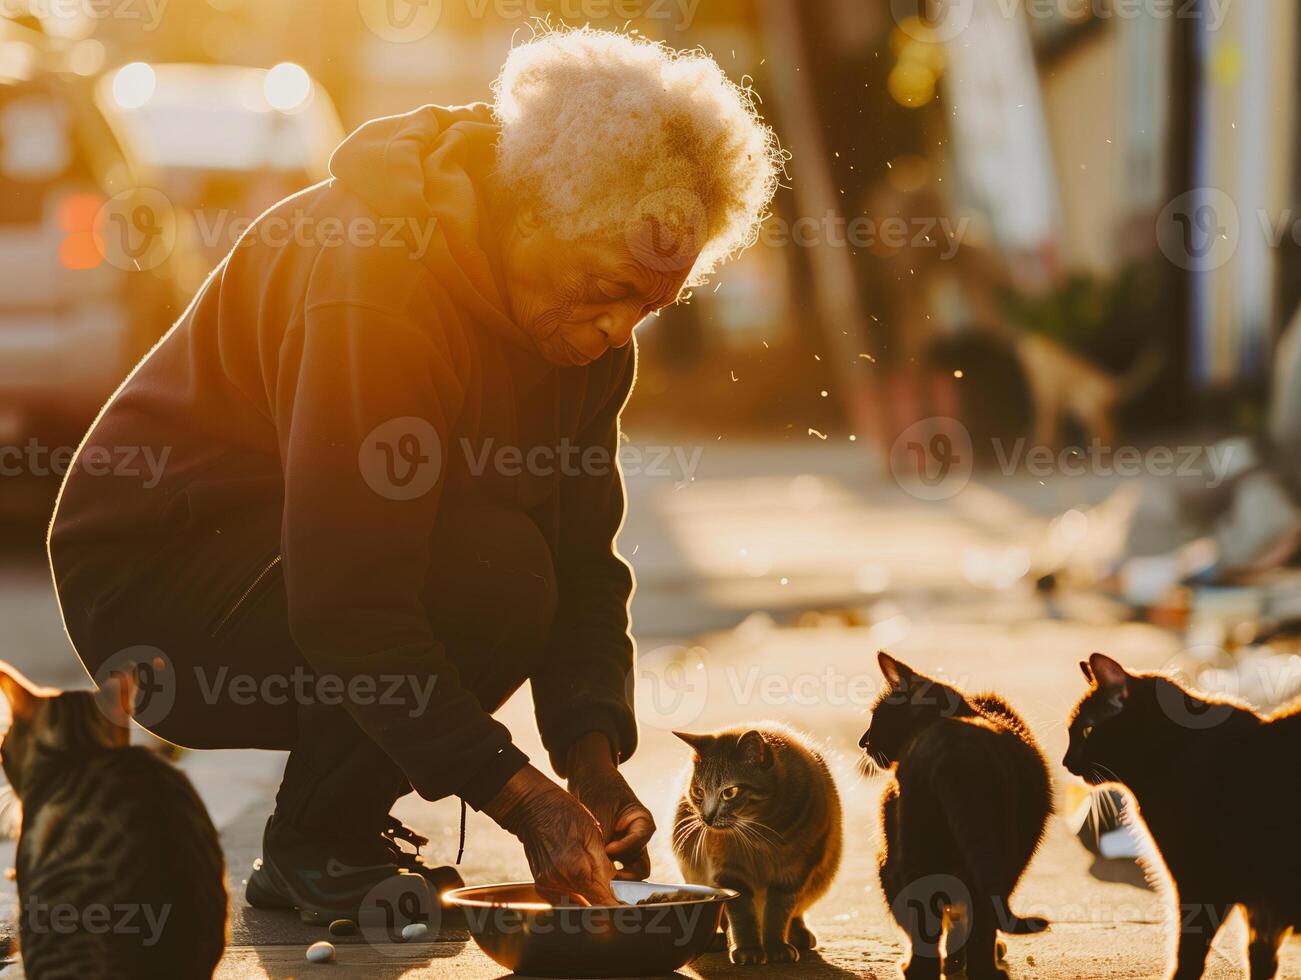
[329,103,531,351]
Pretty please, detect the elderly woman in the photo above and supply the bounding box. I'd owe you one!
[47,27,779,920]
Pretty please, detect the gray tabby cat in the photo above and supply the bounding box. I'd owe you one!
[672,725,842,965]
[0,662,227,978]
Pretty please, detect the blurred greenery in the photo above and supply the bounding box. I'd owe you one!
[1002,258,1166,371]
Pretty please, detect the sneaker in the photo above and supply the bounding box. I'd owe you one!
[381,817,467,931]
[245,816,432,926]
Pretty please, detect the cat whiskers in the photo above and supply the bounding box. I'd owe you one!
[1091,763,1123,788]
[0,785,19,839]
[1082,767,1123,849]
[858,750,889,777]
[673,815,708,867]
[726,818,779,860]
[739,817,782,847]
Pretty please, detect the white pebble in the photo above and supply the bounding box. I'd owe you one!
[401,922,429,942]
[306,940,335,963]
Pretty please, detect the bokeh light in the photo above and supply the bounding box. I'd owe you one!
[263,62,312,113]
[67,39,107,78]
[111,62,156,110]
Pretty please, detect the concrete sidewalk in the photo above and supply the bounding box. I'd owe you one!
[0,440,1298,978]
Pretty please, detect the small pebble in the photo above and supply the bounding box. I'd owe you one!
[401,922,429,942]
[306,940,335,964]
[328,919,356,937]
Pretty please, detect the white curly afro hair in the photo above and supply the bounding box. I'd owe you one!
[492,25,783,285]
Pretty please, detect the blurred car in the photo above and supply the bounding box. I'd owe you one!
[0,17,181,446]
[96,61,345,293]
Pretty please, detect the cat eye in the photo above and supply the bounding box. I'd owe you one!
[1081,725,1094,739]
[720,785,740,801]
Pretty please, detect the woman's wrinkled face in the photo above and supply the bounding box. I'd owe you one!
[499,209,697,367]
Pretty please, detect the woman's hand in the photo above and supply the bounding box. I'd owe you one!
[565,733,655,880]
[484,764,621,906]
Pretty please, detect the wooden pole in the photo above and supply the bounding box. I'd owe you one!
[757,0,881,449]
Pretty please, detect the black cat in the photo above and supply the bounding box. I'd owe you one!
[1065,653,1301,980]
[861,652,1051,980]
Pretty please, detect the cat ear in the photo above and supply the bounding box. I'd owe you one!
[0,661,43,723]
[1088,653,1129,701]
[1079,660,1094,683]
[736,730,773,769]
[877,651,914,693]
[672,731,712,756]
[95,667,137,734]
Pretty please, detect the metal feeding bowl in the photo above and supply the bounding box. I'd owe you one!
[444,880,736,978]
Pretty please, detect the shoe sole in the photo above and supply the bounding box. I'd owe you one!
[245,859,367,926]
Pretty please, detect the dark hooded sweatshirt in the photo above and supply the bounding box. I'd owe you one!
[48,104,638,808]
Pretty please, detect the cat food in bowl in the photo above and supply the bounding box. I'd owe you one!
[444,880,736,978]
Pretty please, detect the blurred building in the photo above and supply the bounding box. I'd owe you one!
[9,0,1300,439]
[1030,0,1299,395]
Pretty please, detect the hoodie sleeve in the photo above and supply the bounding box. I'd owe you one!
[275,300,528,808]
[530,346,639,775]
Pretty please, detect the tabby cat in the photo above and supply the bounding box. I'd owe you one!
[862,652,1051,980]
[671,725,842,966]
[1066,653,1300,980]
[0,662,227,978]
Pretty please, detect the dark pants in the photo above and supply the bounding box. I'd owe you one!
[58,501,556,841]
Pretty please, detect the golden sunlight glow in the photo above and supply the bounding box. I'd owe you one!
[111,62,156,109]
[263,62,312,112]
[888,60,936,109]
[888,20,944,109]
